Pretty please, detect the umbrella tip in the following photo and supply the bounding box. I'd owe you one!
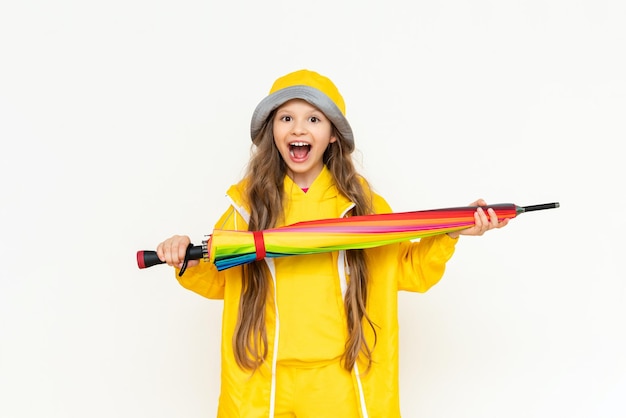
[521,202,560,213]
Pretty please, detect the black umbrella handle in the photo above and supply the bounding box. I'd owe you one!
[136,245,204,269]
[521,202,560,213]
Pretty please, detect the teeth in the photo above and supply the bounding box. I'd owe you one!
[289,142,309,147]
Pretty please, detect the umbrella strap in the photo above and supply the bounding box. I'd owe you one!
[178,243,195,277]
[253,231,266,260]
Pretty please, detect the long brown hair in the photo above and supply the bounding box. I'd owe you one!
[233,111,378,372]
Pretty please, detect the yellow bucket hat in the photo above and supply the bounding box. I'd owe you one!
[250,69,354,151]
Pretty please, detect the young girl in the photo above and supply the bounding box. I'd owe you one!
[156,69,508,418]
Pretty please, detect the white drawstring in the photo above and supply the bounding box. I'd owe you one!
[266,259,279,417]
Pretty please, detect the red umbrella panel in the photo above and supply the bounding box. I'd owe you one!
[137,202,559,272]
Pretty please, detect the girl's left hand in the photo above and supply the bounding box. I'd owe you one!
[447,199,510,239]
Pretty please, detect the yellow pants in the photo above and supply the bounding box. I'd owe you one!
[273,360,361,418]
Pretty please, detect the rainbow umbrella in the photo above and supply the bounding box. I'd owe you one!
[137,202,559,272]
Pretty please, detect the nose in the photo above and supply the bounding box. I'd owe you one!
[291,118,308,135]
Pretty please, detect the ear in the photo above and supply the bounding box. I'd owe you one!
[329,134,337,144]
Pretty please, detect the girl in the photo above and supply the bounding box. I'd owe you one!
[156,69,508,418]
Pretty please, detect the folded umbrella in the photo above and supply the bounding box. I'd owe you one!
[137,202,559,272]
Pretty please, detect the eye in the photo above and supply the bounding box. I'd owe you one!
[280,115,292,122]
[309,116,320,123]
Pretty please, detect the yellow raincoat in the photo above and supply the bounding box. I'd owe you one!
[176,167,458,417]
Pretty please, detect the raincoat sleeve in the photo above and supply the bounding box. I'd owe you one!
[372,194,459,293]
[395,234,458,292]
[174,206,244,300]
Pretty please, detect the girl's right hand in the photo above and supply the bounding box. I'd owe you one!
[156,235,199,269]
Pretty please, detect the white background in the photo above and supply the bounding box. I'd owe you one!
[1,1,624,417]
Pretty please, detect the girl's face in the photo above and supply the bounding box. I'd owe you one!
[273,99,337,188]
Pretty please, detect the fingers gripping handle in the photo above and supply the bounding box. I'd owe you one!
[136,245,205,269]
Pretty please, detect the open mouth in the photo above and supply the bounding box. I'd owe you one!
[289,142,311,160]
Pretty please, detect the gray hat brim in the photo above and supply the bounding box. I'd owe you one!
[250,85,354,151]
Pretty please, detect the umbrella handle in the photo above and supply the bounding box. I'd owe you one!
[136,245,204,269]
